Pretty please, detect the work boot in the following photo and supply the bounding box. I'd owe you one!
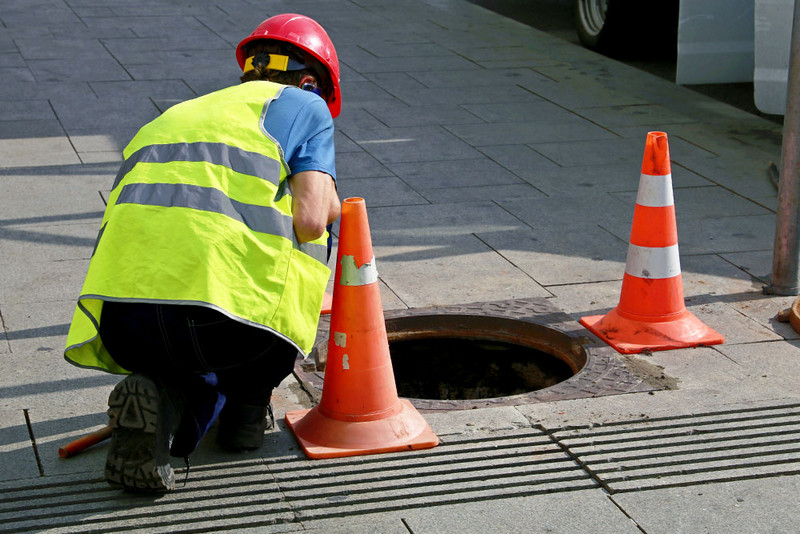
[105,374,180,492]
[216,402,274,452]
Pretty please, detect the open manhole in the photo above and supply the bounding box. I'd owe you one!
[294,298,674,411]
[390,336,575,400]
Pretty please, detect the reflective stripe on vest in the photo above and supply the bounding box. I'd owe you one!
[114,182,327,264]
[117,182,294,241]
[112,142,283,191]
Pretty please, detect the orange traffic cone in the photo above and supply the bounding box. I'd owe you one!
[320,291,333,315]
[580,131,724,354]
[285,197,439,459]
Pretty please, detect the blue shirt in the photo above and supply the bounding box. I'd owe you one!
[263,86,336,183]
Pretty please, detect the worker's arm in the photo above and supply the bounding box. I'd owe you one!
[290,170,341,243]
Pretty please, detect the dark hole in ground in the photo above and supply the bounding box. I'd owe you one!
[389,337,575,400]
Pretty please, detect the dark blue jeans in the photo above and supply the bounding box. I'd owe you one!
[99,301,298,455]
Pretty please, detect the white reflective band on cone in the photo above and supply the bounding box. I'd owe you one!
[625,244,681,279]
[636,173,674,207]
[339,255,379,286]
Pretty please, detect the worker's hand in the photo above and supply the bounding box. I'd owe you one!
[290,170,341,243]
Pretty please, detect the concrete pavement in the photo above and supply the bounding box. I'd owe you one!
[1,0,799,532]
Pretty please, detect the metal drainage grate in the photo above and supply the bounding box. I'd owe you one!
[295,297,672,411]
[550,401,800,493]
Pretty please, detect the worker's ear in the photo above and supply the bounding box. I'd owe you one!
[298,74,323,97]
[298,74,317,87]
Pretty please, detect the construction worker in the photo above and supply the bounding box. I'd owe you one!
[63,13,341,492]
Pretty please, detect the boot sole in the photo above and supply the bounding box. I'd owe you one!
[105,375,175,492]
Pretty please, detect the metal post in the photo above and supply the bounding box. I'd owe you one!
[768,0,800,295]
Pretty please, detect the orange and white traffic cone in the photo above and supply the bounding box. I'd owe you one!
[285,197,439,459]
[580,131,724,354]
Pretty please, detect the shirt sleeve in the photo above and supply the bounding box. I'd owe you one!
[264,87,336,183]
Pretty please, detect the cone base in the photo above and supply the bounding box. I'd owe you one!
[285,399,439,459]
[320,291,333,315]
[580,307,724,354]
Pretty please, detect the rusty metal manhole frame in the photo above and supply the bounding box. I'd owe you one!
[293,297,668,412]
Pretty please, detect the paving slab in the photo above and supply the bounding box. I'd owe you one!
[0,66,33,83]
[0,119,66,140]
[0,259,89,305]
[0,330,9,355]
[1,7,80,28]
[716,340,800,393]
[28,57,132,83]
[14,37,112,61]
[342,124,484,164]
[0,135,79,167]
[89,79,197,100]
[384,82,542,108]
[476,226,628,286]
[373,236,551,307]
[528,137,653,169]
[336,176,428,207]
[0,99,55,121]
[648,144,780,198]
[2,300,76,355]
[0,81,94,101]
[99,35,233,57]
[66,128,140,155]
[31,408,110,478]
[648,349,748,389]
[0,349,118,412]
[463,48,567,70]
[518,68,651,108]
[411,67,556,89]
[615,185,774,220]
[612,476,800,534]
[464,100,581,124]
[0,409,40,482]
[0,222,100,263]
[49,22,138,40]
[0,165,110,221]
[49,95,159,131]
[578,103,697,128]
[446,118,618,146]
[423,406,532,435]
[388,157,526,190]
[334,151,393,179]
[679,252,776,300]
[598,210,777,256]
[0,37,16,53]
[421,182,546,203]
[401,490,642,534]
[335,80,397,111]
[725,291,800,341]
[655,121,783,163]
[365,102,484,128]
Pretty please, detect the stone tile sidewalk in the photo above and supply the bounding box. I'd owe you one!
[1,0,798,532]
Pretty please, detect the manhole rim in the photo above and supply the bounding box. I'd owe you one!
[294,298,664,412]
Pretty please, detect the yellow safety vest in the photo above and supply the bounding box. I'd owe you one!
[64,81,331,373]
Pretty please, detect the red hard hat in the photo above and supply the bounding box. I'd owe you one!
[236,14,341,118]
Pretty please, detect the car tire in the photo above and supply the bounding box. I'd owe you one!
[574,0,678,59]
